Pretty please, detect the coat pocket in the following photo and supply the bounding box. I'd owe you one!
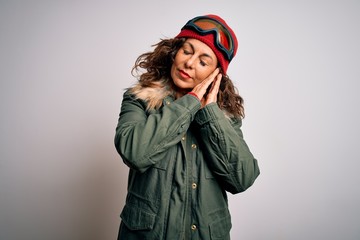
[120,204,156,231]
[204,163,216,179]
[209,211,232,240]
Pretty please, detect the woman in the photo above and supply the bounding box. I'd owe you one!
[114,14,260,240]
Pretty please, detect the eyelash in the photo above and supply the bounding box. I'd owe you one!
[182,48,207,67]
[183,49,191,55]
[200,61,207,66]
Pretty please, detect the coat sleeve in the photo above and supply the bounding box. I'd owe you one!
[114,91,201,173]
[194,103,260,194]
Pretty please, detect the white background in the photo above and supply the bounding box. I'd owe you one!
[1,0,359,239]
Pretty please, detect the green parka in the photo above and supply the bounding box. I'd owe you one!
[114,85,260,240]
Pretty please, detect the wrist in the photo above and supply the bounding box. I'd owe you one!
[188,92,200,100]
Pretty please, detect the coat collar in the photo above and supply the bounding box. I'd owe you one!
[129,79,234,119]
[129,79,174,111]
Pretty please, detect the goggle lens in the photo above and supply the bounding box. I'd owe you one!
[183,17,234,60]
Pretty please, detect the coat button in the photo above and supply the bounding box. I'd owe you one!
[165,101,170,105]
[181,135,186,141]
[191,224,197,230]
[192,183,197,189]
[191,144,197,149]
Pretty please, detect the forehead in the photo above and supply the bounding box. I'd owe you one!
[183,38,217,58]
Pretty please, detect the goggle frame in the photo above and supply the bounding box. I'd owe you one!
[182,16,235,61]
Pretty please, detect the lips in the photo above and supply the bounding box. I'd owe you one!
[179,69,191,79]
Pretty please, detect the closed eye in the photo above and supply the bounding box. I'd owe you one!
[183,49,192,55]
[200,60,207,66]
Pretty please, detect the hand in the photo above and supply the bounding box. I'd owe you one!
[190,68,222,107]
[203,72,222,106]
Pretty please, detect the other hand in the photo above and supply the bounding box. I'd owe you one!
[190,68,222,107]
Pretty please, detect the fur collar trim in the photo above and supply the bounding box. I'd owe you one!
[129,79,234,119]
[129,79,173,111]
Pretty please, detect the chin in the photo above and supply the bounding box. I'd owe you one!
[171,69,195,92]
[171,77,191,89]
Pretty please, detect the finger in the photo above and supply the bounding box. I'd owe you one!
[203,68,221,91]
[209,73,222,95]
[191,68,221,100]
[205,74,222,104]
[209,68,221,82]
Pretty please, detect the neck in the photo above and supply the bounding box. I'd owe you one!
[170,82,191,99]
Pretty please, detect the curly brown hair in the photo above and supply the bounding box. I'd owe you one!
[131,38,245,119]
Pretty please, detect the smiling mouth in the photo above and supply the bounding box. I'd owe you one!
[179,70,191,79]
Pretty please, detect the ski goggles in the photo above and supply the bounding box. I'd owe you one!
[181,16,235,60]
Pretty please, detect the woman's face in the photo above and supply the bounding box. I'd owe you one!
[170,38,218,93]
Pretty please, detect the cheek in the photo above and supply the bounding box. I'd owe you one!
[170,63,177,79]
[170,52,183,77]
[195,68,215,83]
[173,51,182,64]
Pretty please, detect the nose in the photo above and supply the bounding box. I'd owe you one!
[185,55,196,69]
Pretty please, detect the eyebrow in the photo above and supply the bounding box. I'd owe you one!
[184,42,214,60]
